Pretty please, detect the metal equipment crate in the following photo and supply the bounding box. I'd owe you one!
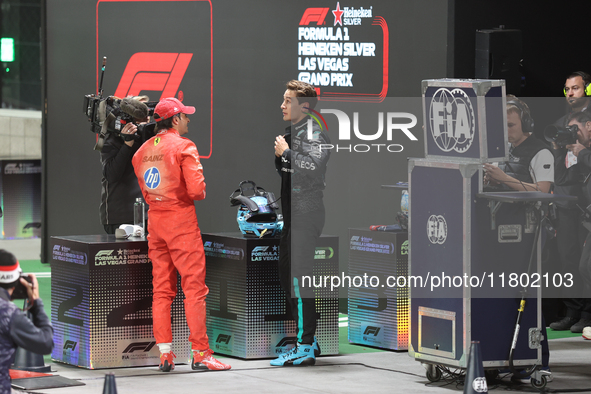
[408,159,543,372]
[422,78,508,163]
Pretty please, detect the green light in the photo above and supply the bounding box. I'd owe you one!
[5,68,9,72]
[1,38,15,62]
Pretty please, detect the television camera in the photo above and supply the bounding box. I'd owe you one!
[544,123,579,148]
[83,57,158,150]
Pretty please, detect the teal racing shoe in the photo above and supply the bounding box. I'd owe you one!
[270,343,315,366]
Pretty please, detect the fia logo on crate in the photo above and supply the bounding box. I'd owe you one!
[428,88,475,153]
[427,215,447,244]
[472,377,488,393]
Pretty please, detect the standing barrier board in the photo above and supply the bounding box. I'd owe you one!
[347,228,409,350]
[203,232,339,359]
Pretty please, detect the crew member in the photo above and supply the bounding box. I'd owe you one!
[0,250,53,393]
[100,96,151,234]
[132,97,230,372]
[271,80,330,366]
[550,72,591,333]
[554,110,591,333]
[484,96,554,192]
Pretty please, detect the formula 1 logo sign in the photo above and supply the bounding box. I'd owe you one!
[363,326,381,336]
[300,8,329,25]
[97,0,213,158]
[122,341,156,354]
[114,53,193,99]
[428,88,476,153]
[297,2,389,102]
[361,324,384,344]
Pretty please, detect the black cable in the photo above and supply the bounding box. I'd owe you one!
[508,207,542,379]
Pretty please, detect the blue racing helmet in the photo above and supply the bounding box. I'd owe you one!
[230,181,282,237]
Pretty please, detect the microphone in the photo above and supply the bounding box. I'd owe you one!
[120,97,149,120]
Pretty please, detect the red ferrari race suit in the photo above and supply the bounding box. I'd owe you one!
[132,128,208,350]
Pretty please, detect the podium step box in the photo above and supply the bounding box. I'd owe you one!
[203,233,339,359]
[50,235,190,369]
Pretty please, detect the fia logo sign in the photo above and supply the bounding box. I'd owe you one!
[429,88,475,153]
[427,215,447,244]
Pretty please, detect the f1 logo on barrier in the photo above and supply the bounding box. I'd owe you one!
[114,53,193,100]
[63,340,77,351]
[216,334,232,344]
[276,337,298,348]
[363,326,381,336]
[122,341,156,353]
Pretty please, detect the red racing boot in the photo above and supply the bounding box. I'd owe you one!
[191,349,231,371]
[159,351,176,372]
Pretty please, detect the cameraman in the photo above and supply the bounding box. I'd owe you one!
[483,96,553,192]
[552,110,591,332]
[0,250,53,393]
[99,96,150,234]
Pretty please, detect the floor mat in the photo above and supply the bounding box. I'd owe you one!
[11,375,85,390]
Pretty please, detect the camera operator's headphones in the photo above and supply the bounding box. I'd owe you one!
[507,97,534,134]
[563,71,591,97]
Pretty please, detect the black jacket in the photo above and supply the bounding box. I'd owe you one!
[554,146,591,209]
[500,136,551,185]
[100,133,144,225]
[0,289,53,394]
[275,116,330,221]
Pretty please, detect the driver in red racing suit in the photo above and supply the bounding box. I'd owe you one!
[132,97,230,372]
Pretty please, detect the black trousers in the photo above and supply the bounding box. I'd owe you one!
[278,207,325,345]
[555,207,591,318]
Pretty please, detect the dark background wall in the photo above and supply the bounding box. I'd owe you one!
[42,0,448,264]
[449,0,591,135]
[43,0,591,297]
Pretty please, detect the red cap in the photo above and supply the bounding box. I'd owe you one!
[154,97,195,122]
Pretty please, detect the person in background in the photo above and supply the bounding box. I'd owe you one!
[0,249,53,393]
